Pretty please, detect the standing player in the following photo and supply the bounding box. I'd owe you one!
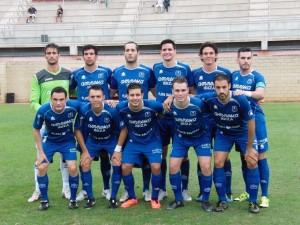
[164,76,214,212]
[70,44,113,202]
[114,82,163,209]
[232,47,270,208]
[33,87,81,210]
[206,74,260,213]
[153,39,194,201]
[110,41,156,202]
[75,85,127,209]
[190,42,233,202]
[28,43,71,203]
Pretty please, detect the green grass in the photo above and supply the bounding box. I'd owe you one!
[0,103,299,225]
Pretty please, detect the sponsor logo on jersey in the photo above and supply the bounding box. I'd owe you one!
[121,72,126,76]
[159,69,163,74]
[89,117,93,121]
[214,105,218,110]
[199,76,203,80]
[172,111,177,116]
[127,114,131,118]
[248,110,253,116]
[232,106,238,112]
[81,75,86,79]
[235,76,238,80]
[45,78,53,81]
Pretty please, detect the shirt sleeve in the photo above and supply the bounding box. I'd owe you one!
[30,75,41,112]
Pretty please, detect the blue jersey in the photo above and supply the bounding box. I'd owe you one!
[191,66,232,124]
[205,92,254,136]
[70,66,112,102]
[111,64,156,101]
[116,100,163,143]
[168,97,207,139]
[33,100,82,143]
[75,102,125,141]
[231,69,266,115]
[153,61,193,103]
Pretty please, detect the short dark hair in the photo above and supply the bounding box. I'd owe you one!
[82,44,98,55]
[44,43,60,54]
[51,86,67,97]
[160,39,176,50]
[199,42,218,56]
[124,41,139,52]
[237,47,252,57]
[213,74,230,85]
[127,82,143,94]
[172,76,188,88]
[88,85,104,95]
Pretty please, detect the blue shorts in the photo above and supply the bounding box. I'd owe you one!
[122,138,162,166]
[255,112,269,153]
[170,133,212,158]
[214,130,257,153]
[85,137,116,158]
[43,140,77,162]
[157,118,174,146]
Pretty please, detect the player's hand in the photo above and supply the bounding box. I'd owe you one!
[163,96,173,111]
[80,151,91,166]
[245,147,258,167]
[36,153,49,167]
[105,100,116,107]
[258,98,265,106]
[112,152,122,166]
[233,89,243,96]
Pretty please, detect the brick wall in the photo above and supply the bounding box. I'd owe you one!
[0,51,299,103]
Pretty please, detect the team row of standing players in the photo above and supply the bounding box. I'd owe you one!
[29,40,269,213]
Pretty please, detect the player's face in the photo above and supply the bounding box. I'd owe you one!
[83,49,97,67]
[124,43,139,64]
[88,89,105,108]
[45,48,59,66]
[127,88,144,109]
[161,43,176,62]
[200,47,217,66]
[51,92,66,113]
[172,82,189,102]
[237,51,252,72]
[214,79,231,102]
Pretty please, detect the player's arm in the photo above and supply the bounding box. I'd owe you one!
[149,87,156,98]
[189,86,197,95]
[112,127,128,166]
[33,128,48,166]
[29,75,41,112]
[110,88,118,99]
[245,118,258,168]
[233,87,265,100]
[75,129,91,166]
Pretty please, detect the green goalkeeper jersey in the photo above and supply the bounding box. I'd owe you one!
[30,67,71,112]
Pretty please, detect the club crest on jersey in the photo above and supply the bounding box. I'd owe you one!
[121,72,126,76]
[190,111,196,116]
[89,117,93,121]
[98,73,104,78]
[145,112,151,117]
[175,70,182,76]
[247,79,252,84]
[214,105,218,110]
[138,72,145,78]
[68,112,74,118]
[81,75,86,79]
[232,106,238,112]
[51,116,55,121]
[104,117,110,123]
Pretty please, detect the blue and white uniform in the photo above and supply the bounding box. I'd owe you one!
[231,69,268,153]
[70,66,112,102]
[111,64,156,101]
[116,100,163,165]
[33,100,82,162]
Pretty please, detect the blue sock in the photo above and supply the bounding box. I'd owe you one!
[197,163,202,194]
[241,153,248,192]
[81,170,94,200]
[100,155,111,190]
[69,175,79,201]
[79,165,86,192]
[169,172,183,201]
[151,172,162,199]
[123,173,136,199]
[37,174,49,201]
[224,159,232,194]
[142,160,151,192]
[213,167,226,202]
[160,159,167,191]
[259,158,269,197]
[201,174,212,202]
[247,167,260,202]
[181,159,190,190]
[111,166,122,199]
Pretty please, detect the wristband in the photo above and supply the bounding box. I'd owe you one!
[114,145,122,152]
[244,91,252,97]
